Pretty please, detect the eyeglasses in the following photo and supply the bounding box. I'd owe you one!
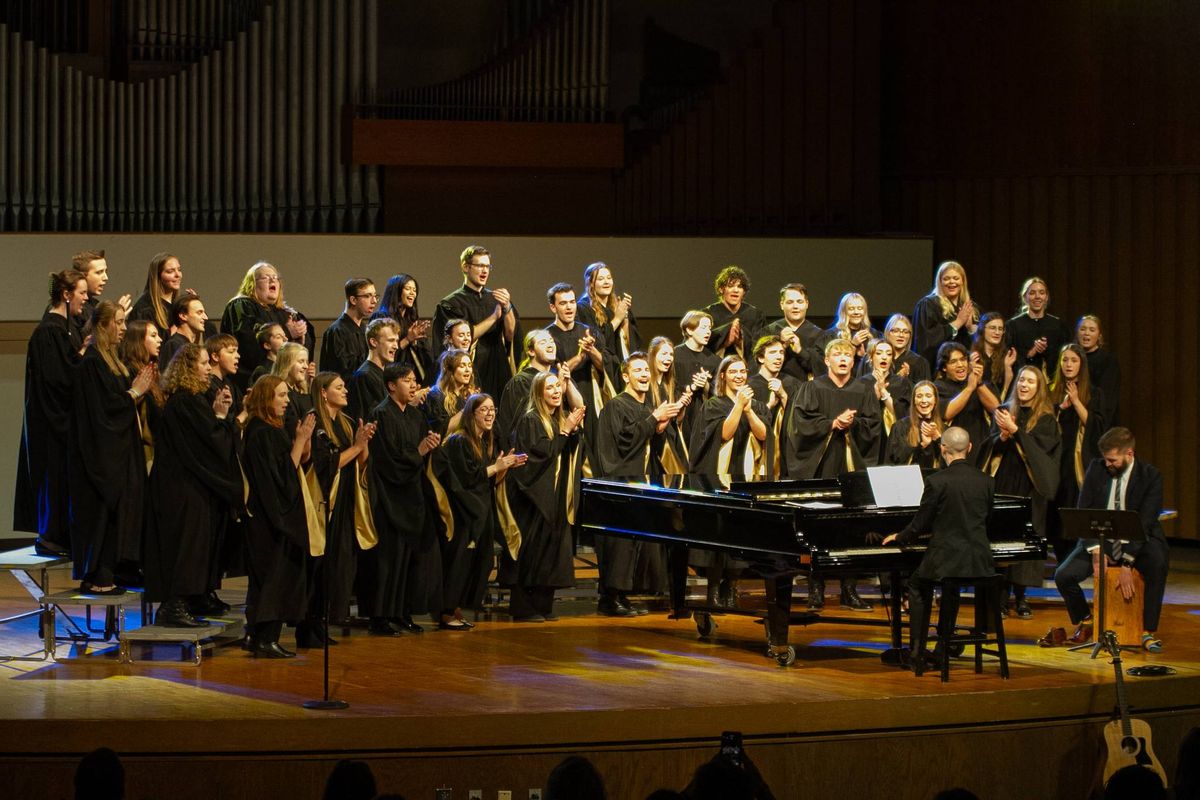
[355,293,378,300]
[478,408,496,416]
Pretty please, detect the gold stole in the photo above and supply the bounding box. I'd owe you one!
[882,405,896,437]
[298,464,327,557]
[659,435,688,475]
[495,481,522,560]
[564,441,581,526]
[352,461,379,549]
[426,416,461,541]
[770,406,786,478]
[135,399,154,474]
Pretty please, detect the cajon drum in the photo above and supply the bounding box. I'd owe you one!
[1091,553,1145,643]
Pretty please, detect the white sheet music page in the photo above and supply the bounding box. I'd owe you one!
[866,465,925,508]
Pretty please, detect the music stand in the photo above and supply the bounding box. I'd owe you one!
[1057,508,1145,659]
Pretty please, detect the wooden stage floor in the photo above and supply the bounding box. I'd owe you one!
[1,547,1199,800]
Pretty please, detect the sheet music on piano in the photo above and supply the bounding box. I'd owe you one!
[866,465,925,508]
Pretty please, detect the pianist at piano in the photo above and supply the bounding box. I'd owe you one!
[881,427,995,667]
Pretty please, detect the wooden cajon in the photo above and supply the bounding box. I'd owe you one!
[1091,553,1145,643]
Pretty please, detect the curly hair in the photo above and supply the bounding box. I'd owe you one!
[160,343,210,396]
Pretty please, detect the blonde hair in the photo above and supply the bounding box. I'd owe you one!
[526,371,565,439]
[519,329,554,371]
[833,292,871,340]
[272,342,310,393]
[232,261,285,309]
[144,252,179,331]
[90,301,130,378]
[824,337,856,359]
[930,261,978,323]
[1017,277,1049,316]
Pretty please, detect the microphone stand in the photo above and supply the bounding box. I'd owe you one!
[305,427,349,710]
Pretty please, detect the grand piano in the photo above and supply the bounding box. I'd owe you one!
[579,474,1043,666]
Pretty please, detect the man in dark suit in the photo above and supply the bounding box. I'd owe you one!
[1050,427,1169,651]
[883,427,995,667]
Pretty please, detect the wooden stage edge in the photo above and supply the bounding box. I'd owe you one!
[2,552,1199,799]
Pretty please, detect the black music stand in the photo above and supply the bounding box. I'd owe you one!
[1057,508,1145,659]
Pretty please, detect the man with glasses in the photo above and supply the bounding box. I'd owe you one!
[432,245,521,400]
[321,278,378,382]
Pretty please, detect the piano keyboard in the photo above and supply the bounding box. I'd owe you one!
[825,541,1034,559]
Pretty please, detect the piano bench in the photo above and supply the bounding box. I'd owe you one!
[915,574,1010,682]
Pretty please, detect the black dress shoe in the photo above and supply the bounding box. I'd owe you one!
[619,594,649,616]
[241,635,257,652]
[367,619,402,636]
[597,597,636,617]
[395,617,424,634]
[840,585,873,611]
[254,641,296,659]
[156,600,207,628]
[34,538,69,557]
[295,622,339,648]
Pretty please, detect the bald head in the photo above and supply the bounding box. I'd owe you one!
[941,427,971,460]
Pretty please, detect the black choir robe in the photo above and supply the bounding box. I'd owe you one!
[935,377,988,458]
[242,417,309,625]
[67,348,146,581]
[1085,348,1121,426]
[980,408,1061,587]
[913,295,974,369]
[502,412,580,590]
[205,375,244,423]
[496,366,538,449]
[144,390,242,603]
[688,395,769,477]
[748,373,800,478]
[594,392,662,593]
[784,376,882,479]
[14,312,78,542]
[703,301,765,362]
[71,297,99,346]
[763,318,827,381]
[433,433,500,612]
[220,296,316,392]
[158,332,191,371]
[544,321,609,458]
[347,360,386,426]
[885,418,943,469]
[432,284,522,401]
[311,413,372,621]
[894,350,932,385]
[1047,388,1106,552]
[283,387,315,437]
[370,309,437,387]
[672,343,720,442]
[365,398,442,618]
[424,388,464,438]
[320,313,369,383]
[578,299,642,391]
[1007,313,1070,374]
[129,292,171,343]
[856,372,913,464]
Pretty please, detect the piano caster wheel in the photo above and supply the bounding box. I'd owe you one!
[769,645,796,667]
[695,613,717,637]
[948,643,965,658]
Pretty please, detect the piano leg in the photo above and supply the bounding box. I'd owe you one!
[881,569,908,666]
[666,544,692,621]
[763,575,797,667]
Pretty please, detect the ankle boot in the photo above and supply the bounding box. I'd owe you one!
[840,583,873,611]
[807,576,825,610]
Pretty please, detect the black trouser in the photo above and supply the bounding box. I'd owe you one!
[907,576,961,652]
[1054,538,1170,632]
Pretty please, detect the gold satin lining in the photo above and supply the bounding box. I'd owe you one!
[135,401,154,475]
[495,479,522,560]
[426,458,456,542]
[353,462,379,549]
[298,464,327,557]
[1073,423,1086,488]
[564,443,580,526]
[771,407,785,478]
[659,437,687,475]
[882,405,896,436]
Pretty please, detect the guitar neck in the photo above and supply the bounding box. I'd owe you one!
[1109,643,1133,737]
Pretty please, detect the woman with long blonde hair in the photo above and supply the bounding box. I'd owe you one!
[272,341,314,434]
[885,380,944,468]
[68,301,155,596]
[426,348,476,437]
[913,261,979,367]
[1007,277,1070,375]
[825,292,880,366]
[129,252,182,342]
[502,371,585,622]
[983,365,1062,617]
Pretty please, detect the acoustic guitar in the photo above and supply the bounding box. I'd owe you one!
[1101,629,1168,786]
